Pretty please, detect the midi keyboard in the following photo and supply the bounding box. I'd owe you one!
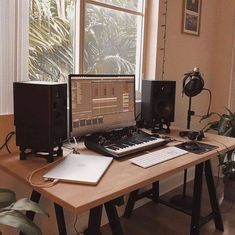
[84,128,171,158]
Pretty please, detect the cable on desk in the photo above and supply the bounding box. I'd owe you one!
[26,150,72,188]
[27,164,59,188]
[62,136,80,154]
[0,131,15,154]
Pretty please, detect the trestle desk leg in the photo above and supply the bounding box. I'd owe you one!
[85,205,103,235]
[19,190,41,235]
[152,181,160,203]
[123,189,139,218]
[54,203,67,235]
[190,162,203,235]
[105,199,124,235]
[205,160,224,231]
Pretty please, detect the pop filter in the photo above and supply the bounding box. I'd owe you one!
[182,67,204,97]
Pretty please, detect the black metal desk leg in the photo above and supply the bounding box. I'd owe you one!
[123,189,139,218]
[85,205,103,235]
[19,190,41,235]
[205,160,224,231]
[152,181,160,203]
[54,203,67,235]
[190,162,204,235]
[105,200,124,235]
[26,190,41,220]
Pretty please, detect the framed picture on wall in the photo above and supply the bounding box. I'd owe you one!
[182,0,202,36]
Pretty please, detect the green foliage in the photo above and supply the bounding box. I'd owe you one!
[201,107,235,180]
[222,157,235,180]
[84,4,137,74]
[202,107,235,137]
[29,0,140,81]
[0,189,16,208]
[0,188,48,235]
[29,0,74,81]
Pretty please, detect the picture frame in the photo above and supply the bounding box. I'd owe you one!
[182,0,202,36]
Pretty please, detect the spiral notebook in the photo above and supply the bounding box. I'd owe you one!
[43,153,113,185]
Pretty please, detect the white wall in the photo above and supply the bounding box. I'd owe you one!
[155,0,218,131]
[211,0,235,114]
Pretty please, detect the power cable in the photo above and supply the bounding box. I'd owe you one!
[0,131,15,154]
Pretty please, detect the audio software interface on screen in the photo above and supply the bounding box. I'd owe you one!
[69,75,136,136]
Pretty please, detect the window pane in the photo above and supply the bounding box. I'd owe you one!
[29,0,75,81]
[94,0,142,11]
[84,3,142,76]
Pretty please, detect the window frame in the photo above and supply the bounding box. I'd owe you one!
[75,0,146,93]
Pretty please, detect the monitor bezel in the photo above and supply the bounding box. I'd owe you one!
[68,74,136,137]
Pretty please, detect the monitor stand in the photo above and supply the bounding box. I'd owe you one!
[19,146,63,163]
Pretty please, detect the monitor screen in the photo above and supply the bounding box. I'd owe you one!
[69,74,136,136]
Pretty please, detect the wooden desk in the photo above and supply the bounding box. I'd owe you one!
[0,130,235,235]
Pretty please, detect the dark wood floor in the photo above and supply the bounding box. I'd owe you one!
[101,178,234,235]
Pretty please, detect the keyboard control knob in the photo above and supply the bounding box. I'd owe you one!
[98,136,106,145]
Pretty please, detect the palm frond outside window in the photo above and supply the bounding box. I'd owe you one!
[29,0,145,91]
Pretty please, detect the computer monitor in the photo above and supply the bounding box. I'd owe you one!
[69,74,136,137]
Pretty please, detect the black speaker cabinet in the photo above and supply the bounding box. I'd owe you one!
[13,81,67,162]
[141,80,176,133]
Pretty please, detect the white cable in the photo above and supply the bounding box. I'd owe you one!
[26,150,72,188]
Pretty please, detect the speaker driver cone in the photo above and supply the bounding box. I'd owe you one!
[154,101,172,118]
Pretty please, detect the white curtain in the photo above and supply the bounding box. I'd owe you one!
[0,0,29,115]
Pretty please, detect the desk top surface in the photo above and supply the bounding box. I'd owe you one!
[1,129,235,213]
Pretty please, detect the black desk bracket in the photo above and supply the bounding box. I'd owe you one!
[84,196,125,235]
[123,160,224,235]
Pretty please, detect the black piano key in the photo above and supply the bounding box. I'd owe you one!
[125,142,135,146]
[132,140,143,144]
[115,143,127,148]
[138,138,149,142]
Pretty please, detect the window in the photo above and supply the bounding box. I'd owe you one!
[0,0,149,114]
[29,0,75,81]
[29,0,145,92]
[82,0,145,92]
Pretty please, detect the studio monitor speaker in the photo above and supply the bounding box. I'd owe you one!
[13,81,67,162]
[141,80,176,133]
